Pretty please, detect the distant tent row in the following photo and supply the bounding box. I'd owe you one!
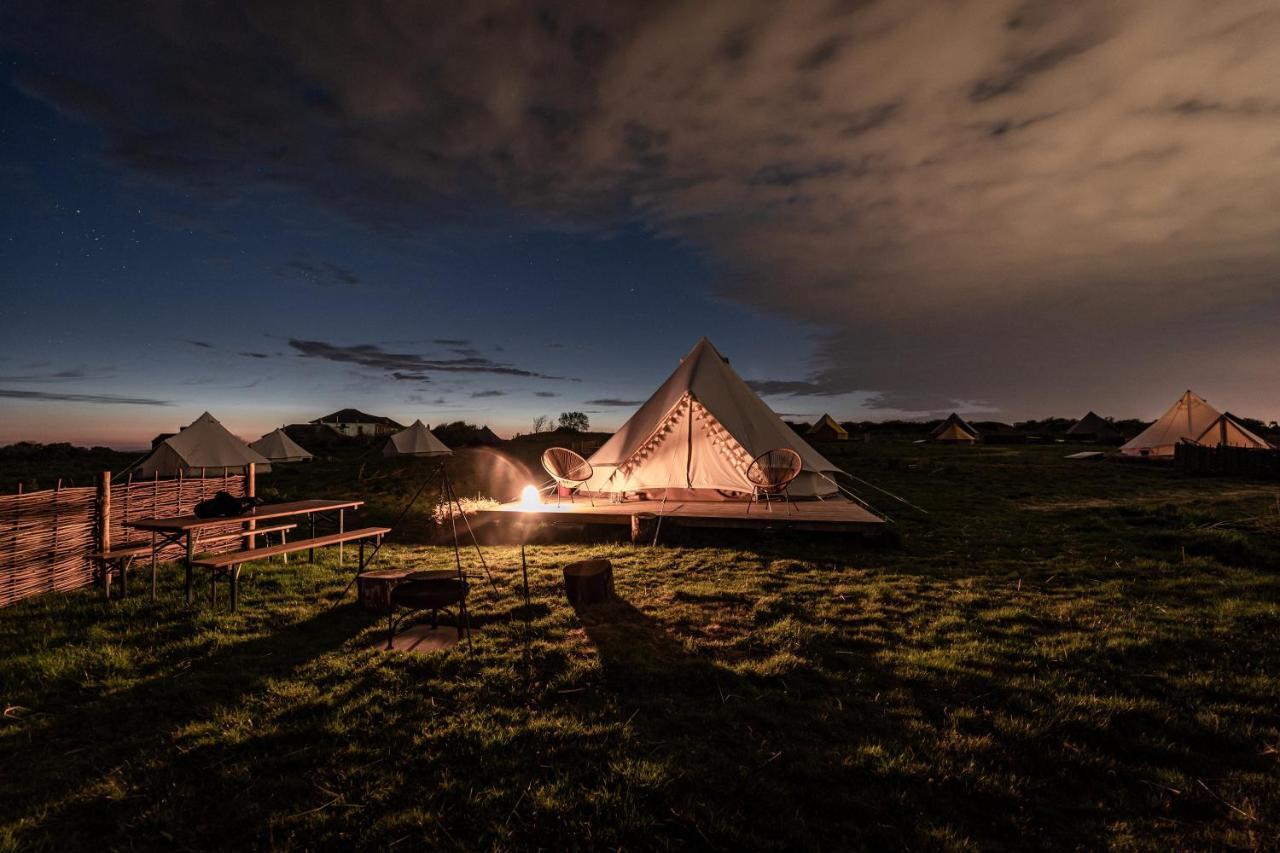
[1120,390,1270,457]
[135,410,468,477]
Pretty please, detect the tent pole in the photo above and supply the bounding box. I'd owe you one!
[444,461,498,594]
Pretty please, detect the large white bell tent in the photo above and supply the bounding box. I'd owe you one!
[582,338,842,500]
[1120,391,1223,457]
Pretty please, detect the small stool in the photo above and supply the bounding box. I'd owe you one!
[387,571,471,651]
[357,568,414,611]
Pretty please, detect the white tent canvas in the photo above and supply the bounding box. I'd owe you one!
[1193,413,1271,450]
[1120,390,1221,457]
[383,420,452,457]
[250,428,314,462]
[583,338,841,499]
[138,412,271,476]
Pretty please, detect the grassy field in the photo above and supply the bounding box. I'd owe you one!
[2,441,1279,850]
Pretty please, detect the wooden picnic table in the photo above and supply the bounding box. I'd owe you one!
[128,499,364,605]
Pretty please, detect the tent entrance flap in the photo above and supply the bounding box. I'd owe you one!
[605,393,755,496]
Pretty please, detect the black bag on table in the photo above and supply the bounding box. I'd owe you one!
[194,491,264,518]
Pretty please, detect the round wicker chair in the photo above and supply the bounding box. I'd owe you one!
[744,448,804,513]
[541,447,594,506]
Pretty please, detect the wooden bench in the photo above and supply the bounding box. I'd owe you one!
[196,523,297,556]
[192,526,391,610]
[91,540,154,599]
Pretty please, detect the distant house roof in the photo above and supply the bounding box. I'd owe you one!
[311,408,404,428]
[973,421,1018,435]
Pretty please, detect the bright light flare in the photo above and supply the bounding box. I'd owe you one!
[519,485,542,509]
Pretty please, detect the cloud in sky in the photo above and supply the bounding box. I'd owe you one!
[274,259,364,288]
[585,398,643,407]
[0,388,172,406]
[288,338,575,381]
[0,367,93,382]
[6,1,1280,416]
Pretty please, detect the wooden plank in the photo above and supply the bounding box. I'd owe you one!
[192,526,390,568]
[128,499,365,532]
[473,497,885,534]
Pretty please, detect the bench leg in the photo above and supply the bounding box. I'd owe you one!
[309,514,316,562]
[282,529,288,565]
[185,534,195,607]
[150,532,158,601]
[121,555,133,599]
[101,560,111,600]
[230,565,241,612]
[461,597,472,650]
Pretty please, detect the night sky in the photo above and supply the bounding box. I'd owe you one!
[3,2,1279,447]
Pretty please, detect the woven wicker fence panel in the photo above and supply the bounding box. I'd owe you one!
[0,473,247,607]
[0,486,97,607]
[109,474,247,562]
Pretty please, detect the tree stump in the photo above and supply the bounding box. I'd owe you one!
[563,558,613,608]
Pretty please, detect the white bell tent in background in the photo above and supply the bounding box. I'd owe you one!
[1192,412,1271,451]
[1120,390,1235,457]
[137,412,270,477]
[250,428,314,462]
[383,420,452,458]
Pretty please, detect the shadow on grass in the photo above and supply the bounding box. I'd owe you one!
[566,587,1272,849]
[2,601,372,844]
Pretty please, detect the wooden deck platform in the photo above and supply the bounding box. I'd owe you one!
[472,497,885,540]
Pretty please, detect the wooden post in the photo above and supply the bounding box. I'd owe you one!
[97,471,112,556]
[245,463,257,550]
[630,513,658,545]
[50,479,61,595]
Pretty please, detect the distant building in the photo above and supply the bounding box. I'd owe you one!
[283,423,349,448]
[972,421,1028,445]
[310,409,404,438]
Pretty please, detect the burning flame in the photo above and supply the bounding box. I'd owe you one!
[519,485,542,509]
